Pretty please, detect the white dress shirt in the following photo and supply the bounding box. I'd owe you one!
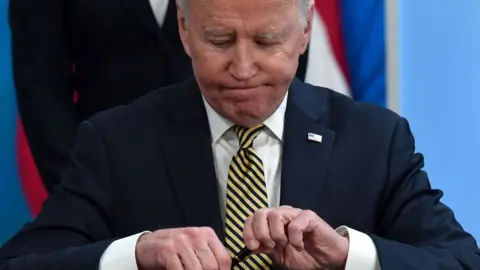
[149,0,169,26]
[99,90,381,269]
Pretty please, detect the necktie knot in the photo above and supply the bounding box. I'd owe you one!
[234,124,265,149]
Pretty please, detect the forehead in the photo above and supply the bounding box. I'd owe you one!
[189,0,298,27]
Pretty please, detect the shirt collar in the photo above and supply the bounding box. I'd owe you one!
[202,92,288,143]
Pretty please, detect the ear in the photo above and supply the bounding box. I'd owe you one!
[177,4,191,57]
[300,5,313,55]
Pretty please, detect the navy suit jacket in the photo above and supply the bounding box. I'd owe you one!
[0,77,479,269]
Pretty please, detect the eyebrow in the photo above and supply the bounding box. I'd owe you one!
[203,28,235,39]
[255,26,289,40]
[202,25,290,40]
[255,31,281,40]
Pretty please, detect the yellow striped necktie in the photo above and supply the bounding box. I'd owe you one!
[225,124,273,269]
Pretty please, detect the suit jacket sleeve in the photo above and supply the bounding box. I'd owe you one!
[0,121,116,269]
[9,0,79,193]
[372,117,480,269]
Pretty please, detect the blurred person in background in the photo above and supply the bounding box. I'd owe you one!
[9,0,191,193]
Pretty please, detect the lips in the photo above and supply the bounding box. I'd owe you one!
[221,85,264,91]
[223,85,258,88]
[220,83,272,93]
[220,86,261,100]
[223,87,258,91]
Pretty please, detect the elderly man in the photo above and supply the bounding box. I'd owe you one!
[0,0,479,269]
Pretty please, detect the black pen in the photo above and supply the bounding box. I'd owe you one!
[231,247,251,268]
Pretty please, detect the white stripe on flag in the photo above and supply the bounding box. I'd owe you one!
[304,10,350,97]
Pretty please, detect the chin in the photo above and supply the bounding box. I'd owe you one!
[231,118,262,128]
[211,97,270,127]
[229,110,267,128]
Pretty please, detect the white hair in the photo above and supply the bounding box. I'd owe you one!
[176,0,313,27]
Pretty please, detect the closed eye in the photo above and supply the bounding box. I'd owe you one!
[255,39,280,47]
[210,40,233,47]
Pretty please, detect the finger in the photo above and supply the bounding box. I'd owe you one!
[207,231,232,270]
[179,246,201,270]
[267,206,300,247]
[287,210,318,250]
[243,215,259,250]
[176,234,202,270]
[165,254,184,270]
[252,209,275,249]
[193,241,218,270]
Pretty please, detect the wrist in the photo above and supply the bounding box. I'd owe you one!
[327,233,349,270]
[135,232,152,270]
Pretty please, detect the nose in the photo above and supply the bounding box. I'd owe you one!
[228,41,258,81]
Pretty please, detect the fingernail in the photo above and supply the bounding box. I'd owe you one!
[269,241,276,248]
[295,244,304,251]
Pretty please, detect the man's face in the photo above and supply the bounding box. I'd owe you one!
[178,0,312,127]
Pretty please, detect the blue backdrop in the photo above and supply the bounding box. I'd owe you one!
[0,1,32,244]
[398,1,480,239]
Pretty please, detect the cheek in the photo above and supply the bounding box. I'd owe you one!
[191,49,228,83]
[261,51,299,81]
[194,63,226,91]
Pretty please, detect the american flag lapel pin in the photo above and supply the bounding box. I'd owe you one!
[307,133,323,143]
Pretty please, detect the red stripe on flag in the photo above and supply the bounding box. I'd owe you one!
[17,118,47,216]
[314,0,350,82]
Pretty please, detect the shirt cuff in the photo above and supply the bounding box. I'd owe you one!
[99,231,150,270]
[336,226,381,270]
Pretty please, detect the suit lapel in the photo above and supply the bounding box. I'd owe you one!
[158,78,224,240]
[280,78,335,211]
[120,0,164,41]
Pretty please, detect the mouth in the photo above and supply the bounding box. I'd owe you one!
[221,84,272,91]
[219,86,263,100]
[222,86,260,91]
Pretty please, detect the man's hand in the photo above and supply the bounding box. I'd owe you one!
[243,206,349,270]
[135,227,231,270]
